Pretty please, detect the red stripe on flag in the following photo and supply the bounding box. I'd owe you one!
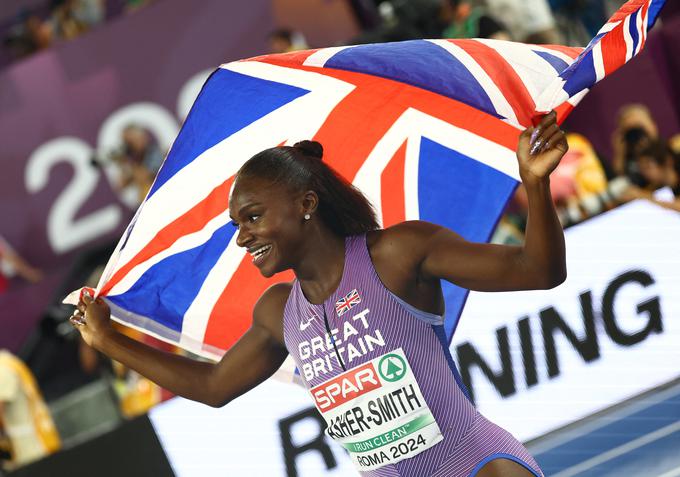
[600,24,627,76]
[203,256,294,350]
[100,177,234,296]
[553,101,574,125]
[260,57,519,169]
[538,44,582,60]
[453,39,535,128]
[380,141,407,227]
[609,0,647,23]
[244,49,321,66]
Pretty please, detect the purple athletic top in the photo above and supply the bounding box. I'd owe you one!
[283,235,543,477]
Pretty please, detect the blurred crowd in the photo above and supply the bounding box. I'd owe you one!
[2,0,679,472]
[267,0,680,244]
[494,104,680,245]
[1,0,156,67]
[0,0,644,67]
[347,0,630,47]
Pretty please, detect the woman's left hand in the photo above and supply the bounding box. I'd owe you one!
[517,110,569,185]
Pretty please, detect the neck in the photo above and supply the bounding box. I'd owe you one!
[294,222,346,304]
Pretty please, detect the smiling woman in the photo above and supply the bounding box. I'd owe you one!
[229,141,379,279]
[70,112,568,477]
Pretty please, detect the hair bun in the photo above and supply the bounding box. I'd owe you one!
[293,140,323,160]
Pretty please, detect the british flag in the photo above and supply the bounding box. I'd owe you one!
[335,289,362,317]
[90,0,664,361]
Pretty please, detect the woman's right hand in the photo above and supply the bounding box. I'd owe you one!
[70,291,114,349]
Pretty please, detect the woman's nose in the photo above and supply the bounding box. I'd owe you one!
[236,226,253,248]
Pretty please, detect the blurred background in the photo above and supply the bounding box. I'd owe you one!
[0,0,679,475]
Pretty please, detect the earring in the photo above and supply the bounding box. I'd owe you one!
[304,214,311,220]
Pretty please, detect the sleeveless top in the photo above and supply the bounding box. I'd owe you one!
[283,235,543,477]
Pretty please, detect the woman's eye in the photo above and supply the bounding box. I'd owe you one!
[249,215,261,223]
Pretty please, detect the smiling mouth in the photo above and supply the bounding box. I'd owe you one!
[250,244,272,265]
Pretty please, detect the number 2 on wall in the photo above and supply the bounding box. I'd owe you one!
[25,137,122,254]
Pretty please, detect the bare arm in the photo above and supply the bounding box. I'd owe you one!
[73,284,290,407]
[390,112,567,292]
[0,237,42,283]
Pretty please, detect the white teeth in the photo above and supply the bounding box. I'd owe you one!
[250,245,272,261]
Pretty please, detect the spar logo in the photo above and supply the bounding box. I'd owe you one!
[311,362,382,412]
[378,353,407,382]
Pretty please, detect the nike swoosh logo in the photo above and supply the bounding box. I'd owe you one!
[299,315,316,331]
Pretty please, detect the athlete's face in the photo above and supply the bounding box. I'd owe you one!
[229,175,309,278]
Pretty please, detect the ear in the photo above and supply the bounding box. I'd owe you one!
[301,190,319,217]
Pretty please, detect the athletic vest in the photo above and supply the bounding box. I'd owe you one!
[283,235,543,477]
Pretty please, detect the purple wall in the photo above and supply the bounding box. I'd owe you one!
[0,0,275,351]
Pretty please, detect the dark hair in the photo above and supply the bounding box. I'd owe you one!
[237,140,380,237]
[268,28,293,43]
[638,139,671,166]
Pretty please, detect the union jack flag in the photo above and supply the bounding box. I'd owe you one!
[335,289,362,317]
[87,0,664,362]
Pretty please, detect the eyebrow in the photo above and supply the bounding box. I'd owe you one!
[229,202,262,220]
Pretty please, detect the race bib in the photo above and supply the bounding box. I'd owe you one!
[309,348,443,471]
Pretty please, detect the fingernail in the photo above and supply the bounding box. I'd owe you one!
[530,139,542,155]
[530,129,540,144]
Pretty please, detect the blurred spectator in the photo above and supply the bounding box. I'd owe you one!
[549,0,610,45]
[485,0,563,43]
[50,0,89,41]
[621,140,680,212]
[268,28,309,54]
[611,103,659,182]
[669,133,680,156]
[0,350,60,471]
[3,12,53,60]
[439,0,511,40]
[351,0,442,44]
[111,124,165,204]
[49,0,106,41]
[2,0,152,67]
[0,235,43,294]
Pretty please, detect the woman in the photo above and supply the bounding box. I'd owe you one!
[71,111,568,476]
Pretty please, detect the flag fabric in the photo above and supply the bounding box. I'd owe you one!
[89,0,665,361]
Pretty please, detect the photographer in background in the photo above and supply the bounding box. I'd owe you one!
[620,139,680,212]
[611,104,659,182]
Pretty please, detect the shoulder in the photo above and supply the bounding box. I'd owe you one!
[254,282,293,315]
[251,282,293,345]
[367,220,444,250]
[367,220,449,268]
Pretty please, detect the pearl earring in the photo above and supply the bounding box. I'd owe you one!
[304,214,311,220]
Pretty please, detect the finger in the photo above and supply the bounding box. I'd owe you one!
[82,293,93,305]
[532,123,560,155]
[70,313,86,326]
[542,131,567,152]
[536,124,561,153]
[540,110,557,128]
[519,127,534,156]
[534,110,556,136]
[538,123,559,143]
[530,112,556,151]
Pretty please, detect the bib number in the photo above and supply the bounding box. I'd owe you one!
[310,348,442,471]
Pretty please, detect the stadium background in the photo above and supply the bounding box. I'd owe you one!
[0,0,679,475]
